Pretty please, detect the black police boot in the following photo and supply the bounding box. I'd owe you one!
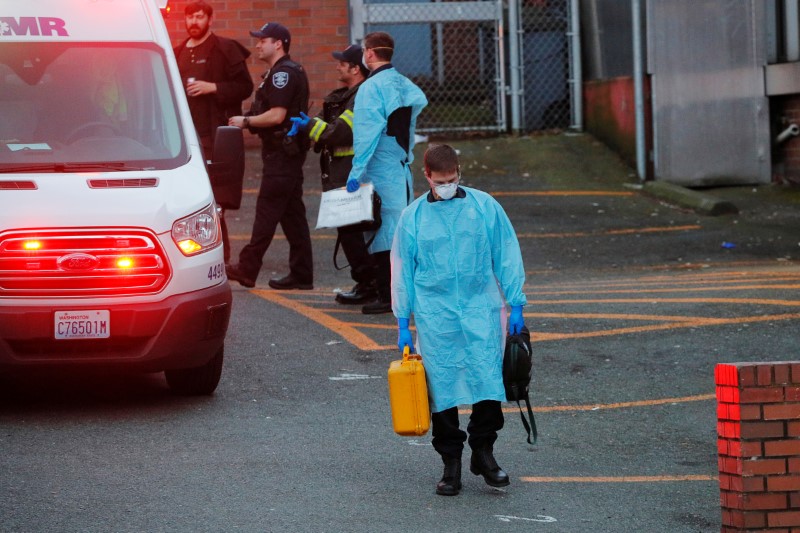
[469,446,509,487]
[225,263,256,288]
[268,274,313,291]
[335,281,378,305]
[361,296,391,315]
[436,456,462,496]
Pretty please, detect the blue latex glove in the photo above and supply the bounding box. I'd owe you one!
[346,177,360,193]
[509,305,524,335]
[397,318,414,353]
[286,111,310,137]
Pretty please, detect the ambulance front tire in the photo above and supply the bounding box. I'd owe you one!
[164,345,224,396]
[64,121,122,144]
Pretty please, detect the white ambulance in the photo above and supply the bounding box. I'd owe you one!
[0,0,244,394]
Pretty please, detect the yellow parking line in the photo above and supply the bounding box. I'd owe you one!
[491,191,635,197]
[529,259,798,276]
[530,312,800,342]
[520,475,716,483]
[526,312,703,322]
[458,393,714,415]
[313,307,364,314]
[251,289,384,350]
[529,297,800,307]
[230,225,699,241]
[247,289,800,349]
[532,274,800,290]
[242,189,635,197]
[527,393,714,413]
[517,225,699,239]
[533,284,800,295]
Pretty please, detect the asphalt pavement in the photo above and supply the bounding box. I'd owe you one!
[2,132,799,533]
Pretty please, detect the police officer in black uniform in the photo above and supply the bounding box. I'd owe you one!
[227,22,313,290]
[287,44,377,304]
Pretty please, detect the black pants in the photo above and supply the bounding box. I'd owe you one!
[371,176,411,300]
[373,250,391,300]
[336,229,375,284]
[431,400,504,459]
[238,150,313,283]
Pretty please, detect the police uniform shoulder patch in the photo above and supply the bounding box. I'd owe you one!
[272,71,289,89]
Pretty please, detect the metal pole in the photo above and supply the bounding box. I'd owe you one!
[495,0,507,132]
[568,0,583,131]
[508,0,522,133]
[785,0,800,61]
[350,0,365,43]
[436,0,445,85]
[632,0,647,181]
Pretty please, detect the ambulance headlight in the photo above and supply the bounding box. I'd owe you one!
[171,203,221,256]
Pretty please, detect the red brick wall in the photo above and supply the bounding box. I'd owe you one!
[772,95,800,185]
[716,362,800,531]
[162,1,351,114]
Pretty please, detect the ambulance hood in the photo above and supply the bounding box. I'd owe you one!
[1,160,214,235]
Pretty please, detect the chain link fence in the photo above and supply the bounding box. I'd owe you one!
[519,0,571,131]
[359,0,572,134]
[362,0,505,134]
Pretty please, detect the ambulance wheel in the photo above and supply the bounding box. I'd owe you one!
[65,121,122,144]
[165,345,224,396]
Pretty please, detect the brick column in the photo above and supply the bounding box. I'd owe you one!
[716,362,800,531]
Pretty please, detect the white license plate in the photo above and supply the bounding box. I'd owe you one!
[54,310,110,340]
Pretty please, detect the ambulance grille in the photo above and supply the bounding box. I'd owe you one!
[0,229,171,297]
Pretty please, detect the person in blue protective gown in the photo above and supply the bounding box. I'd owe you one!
[391,144,527,497]
[345,31,428,315]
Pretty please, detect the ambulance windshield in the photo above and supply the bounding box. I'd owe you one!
[0,42,188,171]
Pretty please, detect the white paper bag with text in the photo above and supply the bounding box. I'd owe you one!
[315,183,375,230]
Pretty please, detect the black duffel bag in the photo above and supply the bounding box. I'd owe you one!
[503,325,538,444]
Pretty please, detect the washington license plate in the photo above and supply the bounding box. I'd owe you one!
[54,310,110,340]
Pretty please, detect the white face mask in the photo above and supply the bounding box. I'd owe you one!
[435,182,458,200]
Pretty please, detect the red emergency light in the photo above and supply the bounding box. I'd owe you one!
[159,0,170,18]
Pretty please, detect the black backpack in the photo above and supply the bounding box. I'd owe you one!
[503,325,538,444]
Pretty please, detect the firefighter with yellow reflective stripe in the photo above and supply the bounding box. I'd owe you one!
[287,44,377,304]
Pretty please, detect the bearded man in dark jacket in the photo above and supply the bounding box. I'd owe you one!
[174,0,253,263]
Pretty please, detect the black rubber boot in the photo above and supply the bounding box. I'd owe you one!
[469,447,509,487]
[436,456,462,496]
[335,281,378,304]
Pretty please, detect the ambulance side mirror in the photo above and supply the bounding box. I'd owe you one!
[208,126,245,210]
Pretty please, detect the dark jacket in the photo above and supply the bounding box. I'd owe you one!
[310,82,362,191]
[248,56,310,157]
[174,33,253,139]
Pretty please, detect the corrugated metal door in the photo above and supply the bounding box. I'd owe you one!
[647,0,770,185]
